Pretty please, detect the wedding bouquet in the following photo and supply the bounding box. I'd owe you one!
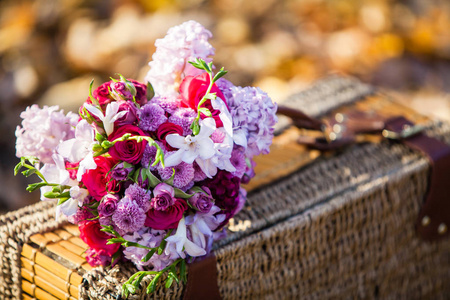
[15,21,277,296]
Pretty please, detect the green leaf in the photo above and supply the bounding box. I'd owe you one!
[56,197,70,205]
[147,81,155,101]
[123,161,133,169]
[203,93,217,100]
[213,68,228,82]
[95,132,105,142]
[14,162,23,176]
[147,273,162,294]
[111,249,121,265]
[141,248,157,262]
[26,182,49,192]
[145,168,161,188]
[180,259,187,284]
[165,277,174,289]
[22,169,36,177]
[174,188,195,199]
[164,168,175,186]
[198,107,212,117]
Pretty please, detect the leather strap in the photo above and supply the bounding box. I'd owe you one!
[384,117,450,241]
[183,254,222,300]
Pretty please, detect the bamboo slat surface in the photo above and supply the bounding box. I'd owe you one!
[21,94,429,300]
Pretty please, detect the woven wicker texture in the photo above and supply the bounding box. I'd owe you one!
[1,76,449,299]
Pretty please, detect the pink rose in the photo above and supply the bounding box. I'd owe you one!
[79,220,120,258]
[108,125,147,164]
[145,199,188,230]
[179,73,227,127]
[156,122,183,151]
[82,156,119,201]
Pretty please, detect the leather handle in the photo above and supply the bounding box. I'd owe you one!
[183,254,222,300]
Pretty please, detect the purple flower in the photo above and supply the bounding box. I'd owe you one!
[188,187,214,213]
[151,183,175,211]
[124,183,151,212]
[168,107,196,135]
[158,155,195,189]
[141,141,166,170]
[112,197,146,233]
[111,162,134,181]
[115,100,138,126]
[151,96,180,114]
[98,194,119,217]
[139,103,167,132]
[67,206,94,225]
[230,147,246,178]
[193,162,207,182]
[110,81,134,101]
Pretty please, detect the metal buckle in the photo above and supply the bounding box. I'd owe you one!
[382,124,425,140]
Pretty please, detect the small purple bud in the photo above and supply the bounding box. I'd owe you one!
[111,162,133,181]
[188,187,214,213]
[151,183,175,211]
[110,81,134,101]
[98,194,119,217]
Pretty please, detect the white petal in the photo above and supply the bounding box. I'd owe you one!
[109,110,128,123]
[197,138,215,160]
[75,120,95,142]
[181,150,198,164]
[233,129,248,148]
[198,118,216,138]
[195,158,217,178]
[164,150,184,167]
[166,134,188,149]
[84,104,104,120]
[59,198,79,217]
[184,239,206,257]
[77,152,97,181]
[56,139,78,161]
[104,101,120,119]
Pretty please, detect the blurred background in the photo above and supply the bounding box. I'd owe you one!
[1,0,450,212]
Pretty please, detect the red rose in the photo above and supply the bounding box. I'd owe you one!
[156,122,183,151]
[179,73,227,127]
[145,199,188,230]
[79,220,120,257]
[108,125,147,164]
[82,156,119,201]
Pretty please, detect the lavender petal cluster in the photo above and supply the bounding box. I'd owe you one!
[15,105,78,164]
[122,228,174,271]
[124,183,152,212]
[139,103,167,132]
[144,20,215,97]
[227,86,278,157]
[112,197,146,233]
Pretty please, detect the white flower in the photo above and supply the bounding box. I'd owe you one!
[55,186,88,220]
[185,205,226,251]
[39,154,77,201]
[164,118,216,167]
[56,119,97,181]
[84,102,127,136]
[165,217,206,259]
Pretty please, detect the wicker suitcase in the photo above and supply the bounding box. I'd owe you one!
[1,76,449,299]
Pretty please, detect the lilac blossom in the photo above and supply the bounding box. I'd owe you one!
[112,197,146,233]
[123,228,173,271]
[145,21,215,97]
[138,103,167,132]
[227,86,278,157]
[124,184,151,212]
[15,105,78,164]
